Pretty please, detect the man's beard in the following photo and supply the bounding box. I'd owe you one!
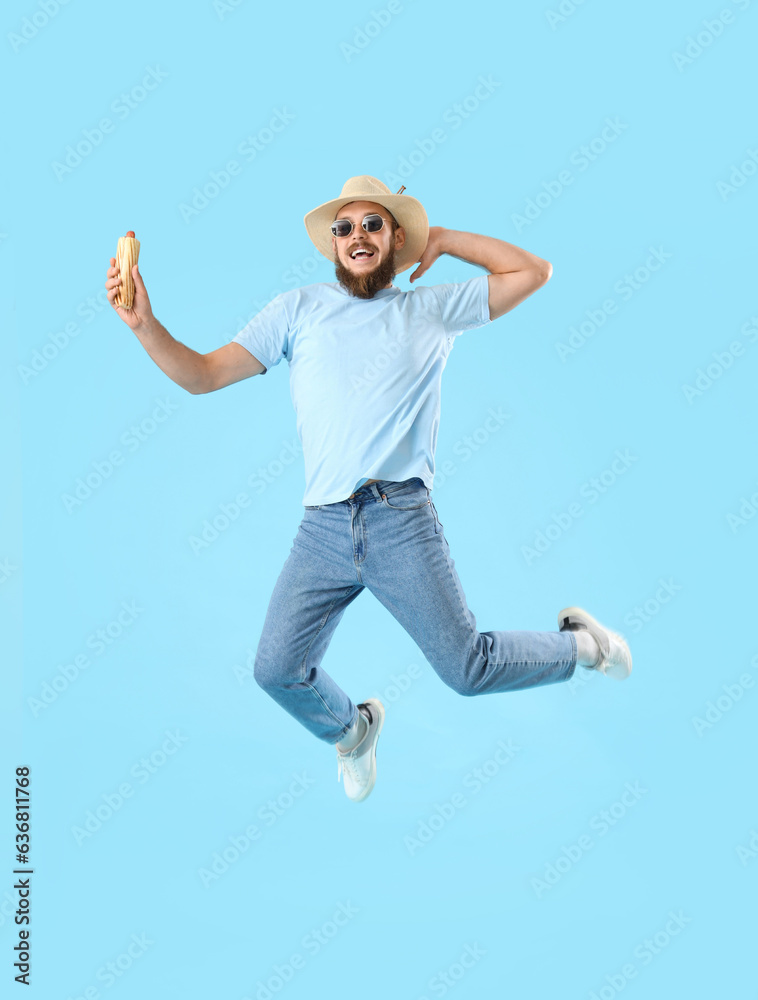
[334,240,397,299]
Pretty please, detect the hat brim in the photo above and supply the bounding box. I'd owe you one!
[304,193,429,275]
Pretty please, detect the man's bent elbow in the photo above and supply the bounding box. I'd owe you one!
[184,372,209,395]
[186,359,212,394]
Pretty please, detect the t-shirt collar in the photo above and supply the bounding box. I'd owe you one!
[334,282,401,298]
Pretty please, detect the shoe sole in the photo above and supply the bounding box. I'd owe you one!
[351,698,385,803]
[558,606,632,681]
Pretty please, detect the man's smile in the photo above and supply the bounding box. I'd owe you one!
[349,245,376,262]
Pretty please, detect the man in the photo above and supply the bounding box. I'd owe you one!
[105,175,632,805]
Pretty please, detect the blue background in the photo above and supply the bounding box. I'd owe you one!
[2,0,756,997]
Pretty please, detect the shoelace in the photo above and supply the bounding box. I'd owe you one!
[337,747,362,785]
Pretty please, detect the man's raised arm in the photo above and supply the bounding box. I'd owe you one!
[105,257,265,393]
[409,227,552,322]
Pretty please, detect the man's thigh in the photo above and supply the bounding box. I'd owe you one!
[361,493,480,670]
[255,511,365,678]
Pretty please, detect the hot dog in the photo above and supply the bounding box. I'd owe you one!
[114,231,140,309]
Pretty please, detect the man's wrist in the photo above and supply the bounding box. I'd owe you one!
[439,229,472,263]
[135,314,160,338]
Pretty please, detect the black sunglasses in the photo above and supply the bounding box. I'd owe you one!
[330,213,385,238]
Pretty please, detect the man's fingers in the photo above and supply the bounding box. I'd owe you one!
[131,264,147,297]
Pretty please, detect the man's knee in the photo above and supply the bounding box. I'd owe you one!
[444,673,478,697]
[254,650,304,692]
[253,655,279,692]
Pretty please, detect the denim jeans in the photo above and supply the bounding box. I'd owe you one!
[253,477,578,744]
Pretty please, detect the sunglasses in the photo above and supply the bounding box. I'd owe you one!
[330,213,385,238]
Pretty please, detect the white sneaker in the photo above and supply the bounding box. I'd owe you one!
[336,699,385,802]
[558,606,632,680]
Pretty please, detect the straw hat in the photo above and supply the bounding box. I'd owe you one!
[304,175,429,274]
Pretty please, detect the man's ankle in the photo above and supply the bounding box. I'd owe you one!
[575,630,601,668]
[336,709,367,751]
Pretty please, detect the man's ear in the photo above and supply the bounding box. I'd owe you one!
[395,226,406,250]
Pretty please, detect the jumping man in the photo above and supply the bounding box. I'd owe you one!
[105,175,632,804]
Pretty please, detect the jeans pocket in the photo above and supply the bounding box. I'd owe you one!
[304,505,322,511]
[380,482,431,511]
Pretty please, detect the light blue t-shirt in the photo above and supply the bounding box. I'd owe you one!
[232,274,492,506]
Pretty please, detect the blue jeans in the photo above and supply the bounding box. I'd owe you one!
[253,477,578,744]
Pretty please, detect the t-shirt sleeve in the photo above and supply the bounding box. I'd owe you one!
[429,273,492,336]
[231,293,290,374]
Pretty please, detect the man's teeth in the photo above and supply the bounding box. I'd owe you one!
[351,248,374,258]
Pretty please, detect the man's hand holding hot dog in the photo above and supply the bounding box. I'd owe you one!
[104,231,230,394]
[106,233,154,332]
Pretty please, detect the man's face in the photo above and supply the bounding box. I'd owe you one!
[331,200,406,299]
